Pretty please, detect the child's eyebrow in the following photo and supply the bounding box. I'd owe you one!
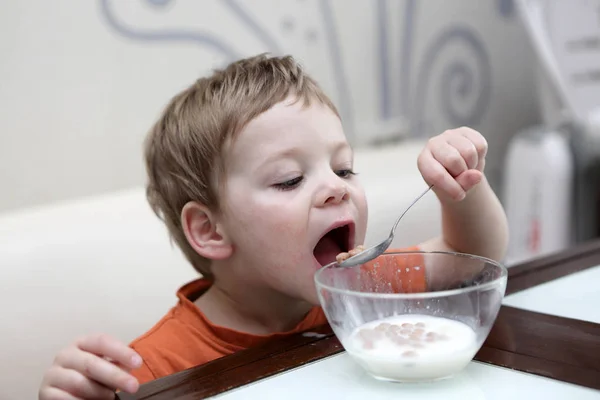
[331,141,352,154]
[267,148,300,163]
[255,148,302,171]
[255,141,352,172]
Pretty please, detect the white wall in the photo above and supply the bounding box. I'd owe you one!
[0,0,539,213]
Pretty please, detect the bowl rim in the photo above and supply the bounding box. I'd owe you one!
[313,250,508,299]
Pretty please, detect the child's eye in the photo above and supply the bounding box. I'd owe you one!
[336,169,356,179]
[273,176,303,191]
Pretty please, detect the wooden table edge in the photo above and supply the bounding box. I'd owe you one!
[507,239,600,294]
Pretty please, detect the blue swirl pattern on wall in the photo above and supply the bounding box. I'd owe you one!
[98,0,354,138]
[221,0,282,54]
[99,0,497,143]
[318,0,354,138]
[399,0,417,119]
[99,0,239,62]
[410,26,491,137]
[146,0,172,7]
[497,0,515,18]
[376,0,391,120]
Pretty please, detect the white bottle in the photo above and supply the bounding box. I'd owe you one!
[502,126,574,266]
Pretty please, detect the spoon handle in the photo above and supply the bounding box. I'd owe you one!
[390,185,433,236]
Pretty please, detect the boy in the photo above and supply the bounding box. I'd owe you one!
[39,54,508,399]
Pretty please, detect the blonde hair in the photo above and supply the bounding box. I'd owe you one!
[143,54,340,277]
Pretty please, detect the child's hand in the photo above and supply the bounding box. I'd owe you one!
[39,334,142,400]
[417,127,488,202]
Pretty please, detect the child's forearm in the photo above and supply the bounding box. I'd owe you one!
[438,176,508,262]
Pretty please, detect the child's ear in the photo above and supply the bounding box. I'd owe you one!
[181,201,233,260]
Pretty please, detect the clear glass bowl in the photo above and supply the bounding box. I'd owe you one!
[314,251,507,383]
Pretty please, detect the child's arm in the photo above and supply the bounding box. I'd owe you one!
[414,127,509,287]
[39,333,142,399]
[419,176,508,261]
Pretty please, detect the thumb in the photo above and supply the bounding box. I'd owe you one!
[456,169,483,192]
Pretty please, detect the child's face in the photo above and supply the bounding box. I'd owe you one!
[217,98,368,304]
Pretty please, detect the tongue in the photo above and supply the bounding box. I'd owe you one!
[314,235,342,266]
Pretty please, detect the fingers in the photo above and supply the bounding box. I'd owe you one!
[39,386,84,400]
[40,334,142,400]
[47,334,141,395]
[456,169,483,191]
[55,346,139,394]
[76,334,142,370]
[428,139,468,178]
[418,149,466,201]
[445,134,479,170]
[419,127,488,201]
[42,366,115,399]
[454,127,488,170]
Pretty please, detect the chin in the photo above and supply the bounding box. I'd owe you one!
[302,286,321,307]
[293,267,323,306]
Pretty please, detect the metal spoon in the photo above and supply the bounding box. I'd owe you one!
[337,185,433,268]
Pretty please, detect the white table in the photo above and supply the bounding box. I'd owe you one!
[215,352,600,399]
[213,265,600,399]
[504,265,600,323]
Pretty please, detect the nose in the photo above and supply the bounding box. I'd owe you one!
[317,179,350,206]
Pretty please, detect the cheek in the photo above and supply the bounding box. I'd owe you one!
[230,198,307,262]
[232,200,313,293]
[353,189,369,243]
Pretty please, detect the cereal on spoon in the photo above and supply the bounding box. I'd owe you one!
[335,245,366,264]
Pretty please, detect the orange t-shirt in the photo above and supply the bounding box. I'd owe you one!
[129,247,425,384]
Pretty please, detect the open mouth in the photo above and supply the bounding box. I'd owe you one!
[313,223,353,266]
